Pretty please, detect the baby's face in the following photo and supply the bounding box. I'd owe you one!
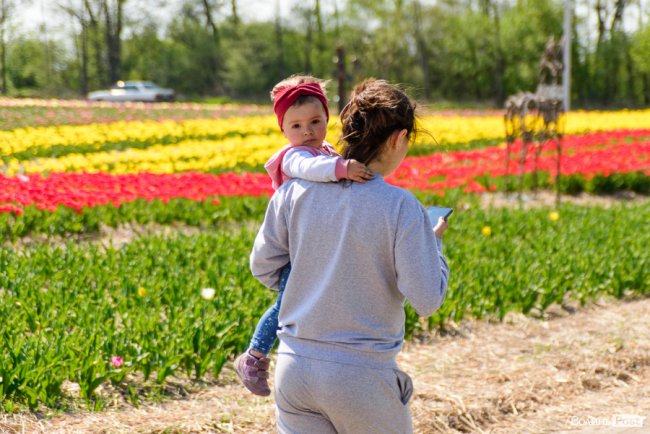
[281,100,328,148]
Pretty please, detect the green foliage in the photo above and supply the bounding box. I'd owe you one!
[0,196,270,242]
[6,36,69,95]
[6,0,649,107]
[432,11,499,100]
[499,0,563,96]
[483,171,650,196]
[631,26,650,75]
[630,26,650,105]
[164,18,222,96]
[122,23,176,88]
[221,23,285,99]
[342,0,417,84]
[419,201,650,331]
[0,228,270,409]
[1,200,649,410]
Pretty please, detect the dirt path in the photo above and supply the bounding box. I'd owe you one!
[478,190,649,210]
[1,296,647,433]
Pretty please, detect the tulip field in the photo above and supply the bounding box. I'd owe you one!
[1,100,649,412]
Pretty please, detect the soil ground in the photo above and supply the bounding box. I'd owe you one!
[1,296,648,434]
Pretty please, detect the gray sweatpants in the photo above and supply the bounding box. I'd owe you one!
[274,353,414,434]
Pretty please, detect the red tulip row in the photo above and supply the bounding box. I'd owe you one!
[0,172,273,215]
[388,129,650,193]
[1,129,648,215]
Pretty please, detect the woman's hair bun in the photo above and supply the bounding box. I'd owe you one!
[339,79,416,165]
[350,109,365,130]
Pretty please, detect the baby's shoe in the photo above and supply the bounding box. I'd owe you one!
[234,350,271,396]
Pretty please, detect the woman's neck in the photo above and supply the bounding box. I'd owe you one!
[365,129,409,177]
[367,159,390,177]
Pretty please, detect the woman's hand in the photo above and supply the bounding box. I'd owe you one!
[434,217,448,239]
[347,159,374,183]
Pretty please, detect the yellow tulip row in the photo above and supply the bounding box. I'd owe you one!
[9,108,650,176]
[564,109,650,133]
[5,134,287,175]
[0,116,280,156]
[417,109,650,144]
[4,109,650,159]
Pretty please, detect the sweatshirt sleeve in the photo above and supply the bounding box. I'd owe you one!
[282,148,348,182]
[394,199,449,317]
[250,192,290,291]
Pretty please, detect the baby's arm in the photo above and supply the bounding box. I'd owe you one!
[282,148,373,183]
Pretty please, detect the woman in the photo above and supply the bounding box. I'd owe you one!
[250,79,449,434]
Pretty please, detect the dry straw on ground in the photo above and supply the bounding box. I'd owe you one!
[1,296,648,434]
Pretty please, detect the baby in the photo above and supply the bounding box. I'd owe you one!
[234,75,372,396]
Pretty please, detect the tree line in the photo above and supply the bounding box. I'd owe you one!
[1,0,650,108]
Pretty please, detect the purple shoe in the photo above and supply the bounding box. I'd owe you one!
[234,351,271,396]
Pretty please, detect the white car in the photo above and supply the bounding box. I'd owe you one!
[87,81,175,102]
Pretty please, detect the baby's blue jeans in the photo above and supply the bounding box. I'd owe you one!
[249,263,291,355]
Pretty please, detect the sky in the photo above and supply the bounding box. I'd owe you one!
[15,0,266,32]
[15,0,650,44]
[17,0,317,36]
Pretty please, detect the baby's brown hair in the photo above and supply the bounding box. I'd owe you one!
[339,79,416,165]
[271,75,329,107]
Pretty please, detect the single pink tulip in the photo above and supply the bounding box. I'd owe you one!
[111,356,124,368]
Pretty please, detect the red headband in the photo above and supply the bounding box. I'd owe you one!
[273,82,329,130]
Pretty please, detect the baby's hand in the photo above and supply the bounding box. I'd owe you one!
[347,159,374,183]
[433,217,448,239]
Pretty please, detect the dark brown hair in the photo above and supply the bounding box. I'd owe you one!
[339,79,416,165]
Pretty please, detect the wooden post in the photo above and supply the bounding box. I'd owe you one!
[336,45,346,112]
[556,134,562,207]
[562,0,572,112]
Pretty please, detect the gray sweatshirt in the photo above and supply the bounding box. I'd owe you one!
[250,175,449,369]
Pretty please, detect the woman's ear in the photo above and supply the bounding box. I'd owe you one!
[392,129,408,149]
[390,129,408,148]
[397,129,408,143]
